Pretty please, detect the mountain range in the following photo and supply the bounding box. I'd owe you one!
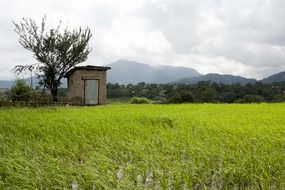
[0,77,67,89]
[0,80,14,89]
[105,60,201,84]
[261,71,285,84]
[106,60,285,85]
[177,73,257,85]
[1,60,285,88]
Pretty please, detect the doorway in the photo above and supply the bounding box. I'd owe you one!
[84,80,99,105]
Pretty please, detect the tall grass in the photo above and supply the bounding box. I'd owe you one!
[0,104,285,189]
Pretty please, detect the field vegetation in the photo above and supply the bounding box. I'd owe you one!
[0,104,285,189]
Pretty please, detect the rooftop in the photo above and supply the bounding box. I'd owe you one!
[64,65,111,77]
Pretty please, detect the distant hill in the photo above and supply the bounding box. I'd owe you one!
[0,77,67,89]
[0,80,14,89]
[105,60,201,84]
[261,71,285,83]
[1,60,284,88]
[177,73,257,85]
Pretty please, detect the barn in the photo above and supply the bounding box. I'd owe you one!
[64,65,111,105]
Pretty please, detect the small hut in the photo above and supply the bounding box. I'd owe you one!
[64,65,111,105]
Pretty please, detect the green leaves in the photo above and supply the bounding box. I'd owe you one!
[13,17,92,101]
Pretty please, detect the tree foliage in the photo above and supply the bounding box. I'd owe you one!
[107,82,285,103]
[13,17,92,101]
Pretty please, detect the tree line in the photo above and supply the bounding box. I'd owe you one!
[2,80,285,105]
[107,82,285,103]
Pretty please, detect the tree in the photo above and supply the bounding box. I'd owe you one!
[13,17,92,102]
[168,90,196,103]
[199,88,217,102]
[219,92,236,103]
[242,94,265,103]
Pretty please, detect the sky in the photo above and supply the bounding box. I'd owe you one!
[0,0,285,80]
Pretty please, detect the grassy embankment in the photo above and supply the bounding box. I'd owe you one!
[0,104,285,189]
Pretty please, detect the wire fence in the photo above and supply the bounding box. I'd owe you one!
[0,93,68,107]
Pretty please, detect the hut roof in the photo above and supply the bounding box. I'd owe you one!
[64,65,111,78]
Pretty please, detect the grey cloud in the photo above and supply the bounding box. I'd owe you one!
[0,0,285,80]
[140,0,207,53]
[139,0,285,77]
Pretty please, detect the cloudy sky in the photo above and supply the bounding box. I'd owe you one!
[0,0,285,80]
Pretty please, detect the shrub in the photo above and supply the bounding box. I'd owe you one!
[130,97,151,104]
[9,79,32,101]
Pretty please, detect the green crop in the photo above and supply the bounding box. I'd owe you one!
[0,104,284,189]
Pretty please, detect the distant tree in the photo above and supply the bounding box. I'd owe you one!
[219,92,236,103]
[273,94,285,102]
[181,90,196,102]
[241,94,265,103]
[105,82,285,104]
[13,17,92,102]
[168,93,183,103]
[200,88,217,102]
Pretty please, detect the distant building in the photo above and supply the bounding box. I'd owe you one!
[64,65,111,105]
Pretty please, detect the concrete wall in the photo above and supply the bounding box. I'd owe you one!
[67,69,107,105]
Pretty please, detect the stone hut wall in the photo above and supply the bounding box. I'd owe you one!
[67,69,107,105]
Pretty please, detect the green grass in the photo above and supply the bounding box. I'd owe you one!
[0,104,285,189]
[107,98,131,104]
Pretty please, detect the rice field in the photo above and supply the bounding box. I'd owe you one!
[0,104,285,189]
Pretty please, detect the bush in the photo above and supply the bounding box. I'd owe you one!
[9,79,32,101]
[130,97,151,104]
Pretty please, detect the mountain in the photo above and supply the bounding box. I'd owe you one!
[0,77,67,89]
[261,71,285,83]
[177,73,257,85]
[0,80,14,89]
[2,60,283,88]
[105,60,201,84]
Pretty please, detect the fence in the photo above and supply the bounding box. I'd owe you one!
[0,93,68,107]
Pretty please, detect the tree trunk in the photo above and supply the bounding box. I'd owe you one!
[51,87,58,102]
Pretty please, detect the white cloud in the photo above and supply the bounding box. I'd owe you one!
[0,0,285,80]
